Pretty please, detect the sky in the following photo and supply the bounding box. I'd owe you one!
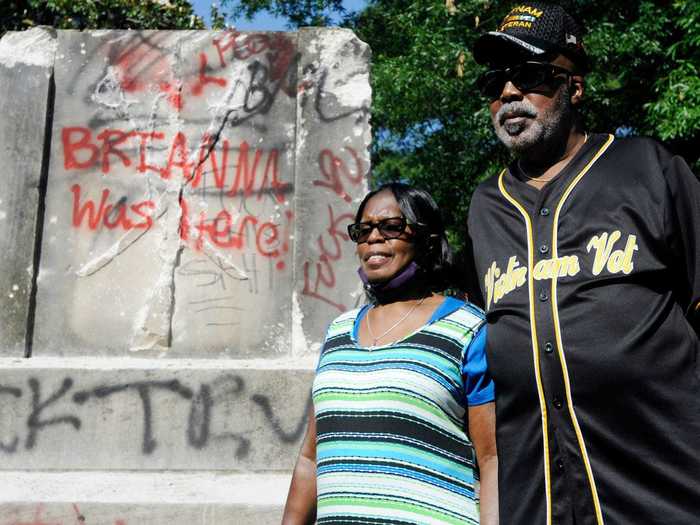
[191,0,368,30]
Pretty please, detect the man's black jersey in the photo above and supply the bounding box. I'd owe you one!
[467,133,700,525]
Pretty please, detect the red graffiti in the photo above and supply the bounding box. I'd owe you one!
[114,35,172,93]
[191,52,227,96]
[61,127,290,204]
[314,147,364,203]
[189,138,287,204]
[69,184,292,269]
[302,146,365,310]
[302,205,355,311]
[71,185,154,231]
[5,503,128,525]
[62,126,170,177]
[6,504,59,525]
[111,34,185,110]
[213,31,296,95]
[179,198,292,266]
[108,32,295,110]
[111,36,218,110]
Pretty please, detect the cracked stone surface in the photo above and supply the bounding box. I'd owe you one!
[292,28,370,355]
[0,28,56,357]
[23,28,370,357]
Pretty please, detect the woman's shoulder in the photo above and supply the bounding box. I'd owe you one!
[436,296,485,324]
[422,297,485,353]
[325,305,367,336]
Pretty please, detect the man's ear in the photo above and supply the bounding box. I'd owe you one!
[570,75,585,106]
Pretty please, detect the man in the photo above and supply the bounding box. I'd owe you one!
[466,2,700,524]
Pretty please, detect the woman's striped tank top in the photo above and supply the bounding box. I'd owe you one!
[313,297,487,525]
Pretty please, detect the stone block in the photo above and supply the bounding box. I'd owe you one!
[292,28,371,354]
[0,28,56,356]
[1,471,289,524]
[0,357,312,471]
[33,30,300,357]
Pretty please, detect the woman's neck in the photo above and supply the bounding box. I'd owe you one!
[372,284,432,306]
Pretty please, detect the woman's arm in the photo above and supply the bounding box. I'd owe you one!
[281,405,318,525]
[469,402,498,525]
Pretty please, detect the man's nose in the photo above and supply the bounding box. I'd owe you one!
[500,80,524,101]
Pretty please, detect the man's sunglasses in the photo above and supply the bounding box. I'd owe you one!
[347,217,423,244]
[477,61,573,100]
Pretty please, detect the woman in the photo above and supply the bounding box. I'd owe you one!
[282,183,498,525]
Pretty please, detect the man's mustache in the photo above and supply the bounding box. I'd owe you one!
[495,102,537,126]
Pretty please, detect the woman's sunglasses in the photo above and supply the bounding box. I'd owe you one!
[347,217,423,244]
[477,61,573,100]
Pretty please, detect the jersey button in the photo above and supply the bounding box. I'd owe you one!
[544,341,554,353]
[540,207,551,217]
[553,397,563,409]
[539,244,549,254]
[556,459,565,471]
[539,290,549,302]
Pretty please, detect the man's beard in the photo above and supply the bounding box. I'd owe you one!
[491,86,573,156]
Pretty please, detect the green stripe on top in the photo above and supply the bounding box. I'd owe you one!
[314,391,449,421]
[317,496,477,525]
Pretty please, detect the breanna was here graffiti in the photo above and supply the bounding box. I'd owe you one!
[62,129,364,285]
[62,30,368,309]
[63,127,293,269]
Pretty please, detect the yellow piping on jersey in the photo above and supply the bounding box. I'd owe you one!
[550,133,615,525]
[497,170,552,525]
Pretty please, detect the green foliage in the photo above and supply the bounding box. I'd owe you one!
[220,0,346,27]
[579,0,699,166]
[1,0,205,33]
[643,1,700,142]
[210,2,230,29]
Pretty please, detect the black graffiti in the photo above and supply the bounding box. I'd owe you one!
[250,392,311,443]
[73,379,194,454]
[0,386,22,453]
[300,63,370,123]
[26,377,81,450]
[187,384,212,449]
[212,55,298,134]
[0,375,307,457]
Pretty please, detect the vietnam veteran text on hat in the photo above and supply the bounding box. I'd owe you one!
[473,2,589,72]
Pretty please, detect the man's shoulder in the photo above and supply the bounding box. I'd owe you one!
[604,134,692,190]
[473,170,506,192]
[607,134,673,164]
[470,170,507,208]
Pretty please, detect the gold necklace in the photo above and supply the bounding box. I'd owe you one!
[518,133,589,182]
[365,296,427,347]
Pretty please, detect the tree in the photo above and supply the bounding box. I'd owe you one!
[1,0,205,34]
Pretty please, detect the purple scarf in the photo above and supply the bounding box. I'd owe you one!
[357,261,420,303]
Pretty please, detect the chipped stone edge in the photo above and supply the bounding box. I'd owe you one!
[0,27,57,69]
